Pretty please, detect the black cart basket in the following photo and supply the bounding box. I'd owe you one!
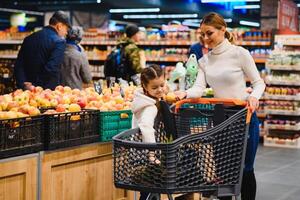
[113,98,252,197]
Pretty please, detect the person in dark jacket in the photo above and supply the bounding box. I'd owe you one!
[14,10,71,90]
[60,26,92,89]
[189,42,203,60]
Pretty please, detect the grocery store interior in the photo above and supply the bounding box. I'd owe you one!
[0,0,300,200]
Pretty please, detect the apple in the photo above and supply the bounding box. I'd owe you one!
[77,98,87,109]
[55,85,64,93]
[0,102,8,111]
[63,86,72,94]
[61,95,71,104]
[28,107,41,116]
[72,88,81,96]
[29,99,38,107]
[35,86,43,94]
[165,92,176,104]
[12,89,23,97]
[50,99,58,107]
[7,101,19,111]
[68,103,81,112]
[56,104,66,112]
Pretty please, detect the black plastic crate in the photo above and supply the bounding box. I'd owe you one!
[113,105,249,197]
[0,116,44,159]
[44,109,99,150]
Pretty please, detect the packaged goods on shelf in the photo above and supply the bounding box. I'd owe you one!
[267,51,300,67]
[90,64,104,78]
[264,135,300,149]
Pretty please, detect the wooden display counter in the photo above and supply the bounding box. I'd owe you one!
[0,142,202,200]
[40,142,126,200]
[0,154,38,200]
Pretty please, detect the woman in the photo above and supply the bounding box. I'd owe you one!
[176,12,265,200]
[60,26,92,89]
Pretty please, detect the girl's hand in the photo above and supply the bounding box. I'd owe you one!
[174,91,187,100]
[247,96,259,113]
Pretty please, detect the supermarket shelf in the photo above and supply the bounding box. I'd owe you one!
[0,55,17,59]
[81,40,271,47]
[264,136,300,149]
[263,94,300,101]
[265,124,300,131]
[266,64,300,71]
[236,41,271,46]
[146,57,187,62]
[265,109,300,116]
[265,80,300,86]
[0,40,22,44]
[82,40,193,46]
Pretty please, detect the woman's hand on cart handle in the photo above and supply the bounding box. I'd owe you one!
[174,91,187,100]
[247,96,259,113]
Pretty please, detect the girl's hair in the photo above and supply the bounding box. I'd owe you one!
[200,12,235,44]
[141,64,164,88]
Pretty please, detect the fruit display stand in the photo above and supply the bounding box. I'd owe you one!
[0,154,38,200]
[40,142,126,200]
[263,35,300,148]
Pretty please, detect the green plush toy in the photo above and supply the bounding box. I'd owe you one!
[185,54,199,89]
[168,62,186,91]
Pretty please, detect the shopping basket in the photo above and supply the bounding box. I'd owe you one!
[113,98,252,198]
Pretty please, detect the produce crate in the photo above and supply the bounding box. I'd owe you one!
[99,110,132,142]
[0,116,44,159]
[44,109,99,150]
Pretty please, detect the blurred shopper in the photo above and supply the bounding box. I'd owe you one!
[105,24,145,86]
[175,12,265,200]
[60,26,92,89]
[14,10,71,90]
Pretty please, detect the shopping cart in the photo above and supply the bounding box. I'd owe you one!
[113,98,252,200]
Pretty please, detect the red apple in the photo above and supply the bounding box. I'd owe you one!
[77,98,87,109]
[56,104,66,112]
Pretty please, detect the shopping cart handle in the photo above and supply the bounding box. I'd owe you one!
[175,98,247,110]
[175,98,252,124]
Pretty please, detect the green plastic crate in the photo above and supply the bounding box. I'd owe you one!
[99,110,132,142]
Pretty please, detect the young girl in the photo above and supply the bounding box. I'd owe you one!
[131,64,165,200]
[131,64,165,144]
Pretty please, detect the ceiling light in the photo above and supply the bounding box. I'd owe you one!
[297,4,300,7]
[0,8,44,16]
[201,0,260,2]
[182,21,200,27]
[224,18,232,23]
[184,19,202,23]
[110,8,160,13]
[123,14,198,19]
[234,5,260,9]
[97,0,101,3]
[239,20,260,27]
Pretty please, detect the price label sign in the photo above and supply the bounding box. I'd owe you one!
[277,0,299,33]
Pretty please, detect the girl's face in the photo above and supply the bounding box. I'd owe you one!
[200,24,225,49]
[144,76,165,100]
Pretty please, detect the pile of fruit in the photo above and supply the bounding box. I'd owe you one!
[265,87,300,96]
[0,84,137,120]
[265,100,300,111]
[265,119,299,126]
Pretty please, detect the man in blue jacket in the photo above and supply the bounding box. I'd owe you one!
[14,11,71,90]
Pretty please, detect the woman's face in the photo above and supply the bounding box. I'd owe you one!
[144,76,165,100]
[200,24,225,49]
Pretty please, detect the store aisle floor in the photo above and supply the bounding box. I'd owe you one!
[256,144,300,200]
